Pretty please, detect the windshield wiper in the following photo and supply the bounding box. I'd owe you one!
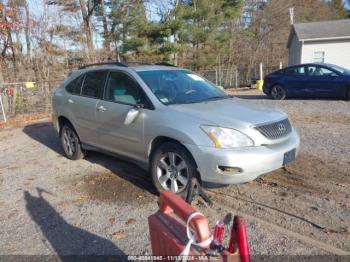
[202,96,229,102]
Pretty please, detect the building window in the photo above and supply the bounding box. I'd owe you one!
[314,51,325,63]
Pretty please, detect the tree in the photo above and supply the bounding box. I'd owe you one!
[328,0,348,18]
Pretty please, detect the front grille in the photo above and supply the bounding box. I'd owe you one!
[255,118,292,139]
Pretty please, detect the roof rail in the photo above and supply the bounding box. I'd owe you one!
[79,61,128,69]
[154,62,176,67]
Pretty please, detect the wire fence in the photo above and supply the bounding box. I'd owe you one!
[199,65,281,89]
[0,80,61,122]
[0,64,282,122]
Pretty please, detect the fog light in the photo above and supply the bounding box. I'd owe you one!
[218,166,243,174]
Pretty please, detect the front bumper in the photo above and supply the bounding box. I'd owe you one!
[186,130,300,184]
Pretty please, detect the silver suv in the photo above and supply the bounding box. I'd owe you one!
[52,62,300,194]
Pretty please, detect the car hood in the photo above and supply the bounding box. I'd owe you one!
[169,98,288,129]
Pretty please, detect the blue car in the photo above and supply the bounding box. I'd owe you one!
[263,63,350,100]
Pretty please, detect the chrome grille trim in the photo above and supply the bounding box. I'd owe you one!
[255,118,292,139]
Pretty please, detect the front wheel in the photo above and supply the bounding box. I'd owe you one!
[150,142,197,195]
[60,124,85,160]
[270,85,286,100]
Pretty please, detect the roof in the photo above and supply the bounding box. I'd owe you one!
[77,62,180,72]
[287,19,350,47]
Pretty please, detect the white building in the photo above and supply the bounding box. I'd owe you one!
[287,19,350,69]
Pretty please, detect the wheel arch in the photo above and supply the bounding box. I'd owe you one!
[148,137,196,165]
[58,116,77,135]
[270,82,284,93]
[148,136,201,182]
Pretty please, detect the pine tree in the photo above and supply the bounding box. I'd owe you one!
[327,0,348,18]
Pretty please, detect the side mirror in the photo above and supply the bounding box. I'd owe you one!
[330,73,338,77]
[124,107,141,125]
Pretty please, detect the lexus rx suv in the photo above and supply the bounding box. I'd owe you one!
[52,62,300,194]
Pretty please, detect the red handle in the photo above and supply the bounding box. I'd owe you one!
[234,216,250,262]
[159,191,211,245]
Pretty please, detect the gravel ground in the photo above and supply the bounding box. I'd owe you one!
[0,89,349,260]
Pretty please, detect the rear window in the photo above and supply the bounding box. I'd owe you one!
[66,75,84,95]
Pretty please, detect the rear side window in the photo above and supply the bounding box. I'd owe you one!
[66,75,84,95]
[81,71,108,99]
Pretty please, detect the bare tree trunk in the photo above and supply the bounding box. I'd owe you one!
[100,0,110,51]
[173,0,180,66]
[79,0,94,52]
[24,1,31,61]
[5,17,17,79]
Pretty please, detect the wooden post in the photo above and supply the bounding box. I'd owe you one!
[260,63,263,80]
[279,61,283,69]
[235,68,238,88]
[0,92,7,123]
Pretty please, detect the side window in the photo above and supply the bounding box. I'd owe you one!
[285,66,305,76]
[105,71,146,105]
[66,75,84,95]
[81,71,108,99]
[307,66,334,77]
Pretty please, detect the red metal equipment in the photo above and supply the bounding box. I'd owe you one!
[148,191,251,261]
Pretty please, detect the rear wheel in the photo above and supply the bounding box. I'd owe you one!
[150,142,197,195]
[60,124,85,160]
[270,85,286,100]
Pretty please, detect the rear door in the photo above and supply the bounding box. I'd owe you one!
[94,70,151,161]
[306,65,345,98]
[73,70,108,145]
[64,74,85,128]
[283,66,308,97]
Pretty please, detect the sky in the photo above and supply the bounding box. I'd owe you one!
[27,0,350,18]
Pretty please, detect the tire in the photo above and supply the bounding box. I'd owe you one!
[347,87,350,101]
[270,85,286,100]
[150,142,197,195]
[60,124,85,160]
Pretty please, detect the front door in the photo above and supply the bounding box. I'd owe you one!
[95,71,150,162]
[306,65,344,98]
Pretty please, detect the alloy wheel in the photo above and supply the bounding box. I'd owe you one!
[271,86,285,100]
[62,127,77,157]
[156,152,189,193]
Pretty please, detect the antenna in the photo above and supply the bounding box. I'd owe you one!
[289,7,294,25]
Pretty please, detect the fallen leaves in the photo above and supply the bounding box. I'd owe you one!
[111,231,126,240]
[126,218,136,225]
[109,217,116,225]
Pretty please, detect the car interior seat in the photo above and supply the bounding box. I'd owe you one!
[109,79,137,105]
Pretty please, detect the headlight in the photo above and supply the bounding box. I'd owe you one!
[201,125,254,148]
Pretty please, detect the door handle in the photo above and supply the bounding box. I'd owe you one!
[96,105,107,112]
[67,99,74,104]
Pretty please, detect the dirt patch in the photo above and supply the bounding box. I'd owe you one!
[265,154,350,197]
[289,112,350,125]
[0,113,51,129]
[76,171,157,204]
[57,196,89,208]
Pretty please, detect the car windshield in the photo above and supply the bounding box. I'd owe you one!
[328,64,350,75]
[137,70,229,105]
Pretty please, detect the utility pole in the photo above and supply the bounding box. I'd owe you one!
[289,7,294,25]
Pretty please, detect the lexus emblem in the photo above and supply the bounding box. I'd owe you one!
[278,123,286,132]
